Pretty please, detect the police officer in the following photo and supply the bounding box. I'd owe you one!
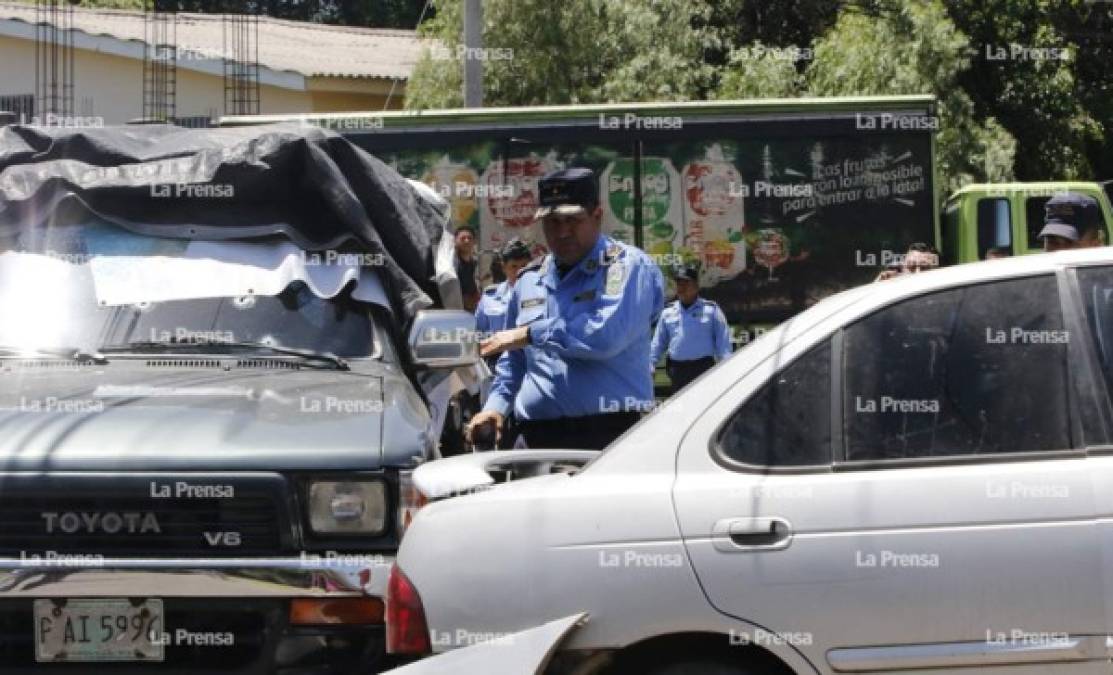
[1038,192,1105,252]
[465,167,665,451]
[650,265,732,392]
[474,238,533,368]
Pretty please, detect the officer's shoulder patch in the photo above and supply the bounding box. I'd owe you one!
[604,261,626,295]
[603,243,626,265]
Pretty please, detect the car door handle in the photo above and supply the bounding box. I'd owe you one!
[711,517,792,552]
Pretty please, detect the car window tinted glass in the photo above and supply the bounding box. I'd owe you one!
[1026,196,1051,249]
[843,275,1070,461]
[1076,266,1113,398]
[717,340,831,467]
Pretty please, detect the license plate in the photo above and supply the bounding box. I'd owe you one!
[34,599,164,663]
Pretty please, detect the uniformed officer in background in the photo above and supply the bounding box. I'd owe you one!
[466,167,665,451]
[474,238,533,368]
[1038,192,1105,252]
[650,264,732,393]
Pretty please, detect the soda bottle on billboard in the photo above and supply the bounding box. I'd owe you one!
[681,144,746,286]
[601,157,682,267]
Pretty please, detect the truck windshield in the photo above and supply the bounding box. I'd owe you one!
[0,223,379,359]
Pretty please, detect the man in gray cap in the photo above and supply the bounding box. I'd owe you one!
[1039,192,1105,252]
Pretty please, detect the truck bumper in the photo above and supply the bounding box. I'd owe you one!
[0,555,397,674]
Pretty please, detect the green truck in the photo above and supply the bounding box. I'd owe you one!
[942,181,1113,264]
[223,97,1110,330]
[223,95,940,332]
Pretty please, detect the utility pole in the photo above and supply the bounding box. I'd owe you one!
[463,0,483,107]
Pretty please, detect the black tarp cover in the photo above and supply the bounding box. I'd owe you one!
[0,123,451,323]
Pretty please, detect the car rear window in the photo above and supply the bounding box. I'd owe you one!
[842,275,1070,461]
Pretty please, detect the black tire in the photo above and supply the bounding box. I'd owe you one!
[646,661,751,675]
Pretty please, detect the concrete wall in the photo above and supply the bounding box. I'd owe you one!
[0,35,403,124]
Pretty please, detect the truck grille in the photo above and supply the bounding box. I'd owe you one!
[0,475,290,557]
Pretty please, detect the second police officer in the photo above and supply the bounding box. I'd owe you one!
[474,238,534,369]
[650,264,732,393]
[466,167,665,451]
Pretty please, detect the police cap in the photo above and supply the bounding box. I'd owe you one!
[1038,192,1101,242]
[534,167,599,220]
[500,238,532,261]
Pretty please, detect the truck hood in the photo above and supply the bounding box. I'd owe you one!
[0,359,424,471]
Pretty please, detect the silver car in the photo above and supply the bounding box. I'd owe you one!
[387,247,1113,675]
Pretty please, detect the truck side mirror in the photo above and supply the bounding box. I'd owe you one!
[407,310,479,368]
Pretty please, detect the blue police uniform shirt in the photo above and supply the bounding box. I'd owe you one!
[650,297,733,364]
[475,281,513,335]
[483,235,665,421]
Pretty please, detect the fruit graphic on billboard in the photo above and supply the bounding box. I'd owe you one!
[753,228,790,280]
[681,145,746,285]
[478,154,559,280]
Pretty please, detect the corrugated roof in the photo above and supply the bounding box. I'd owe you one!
[0,2,425,80]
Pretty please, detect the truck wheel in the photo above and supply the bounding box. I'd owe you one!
[439,392,478,456]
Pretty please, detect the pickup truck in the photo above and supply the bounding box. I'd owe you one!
[0,123,485,674]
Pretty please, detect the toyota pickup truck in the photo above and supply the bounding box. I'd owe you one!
[0,123,485,674]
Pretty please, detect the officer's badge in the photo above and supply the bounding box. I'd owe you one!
[604,263,625,296]
[521,297,545,309]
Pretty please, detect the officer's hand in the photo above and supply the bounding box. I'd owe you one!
[466,410,505,445]
[480,326,530,358]
[875,269,900,282]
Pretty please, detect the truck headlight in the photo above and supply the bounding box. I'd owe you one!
[308,481,387,534]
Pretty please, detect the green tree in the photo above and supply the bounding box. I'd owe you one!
[944,0,1106,181]
[716,42,805,99]
[805,0,1016,190]
[405,0,715,109]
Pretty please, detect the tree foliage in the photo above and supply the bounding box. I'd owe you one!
[406,0,715,108]
[806,0,1017,190]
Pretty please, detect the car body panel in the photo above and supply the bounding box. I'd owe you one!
[383,613,586,675]
[396,248,1113,675]
[0,360,435,470]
